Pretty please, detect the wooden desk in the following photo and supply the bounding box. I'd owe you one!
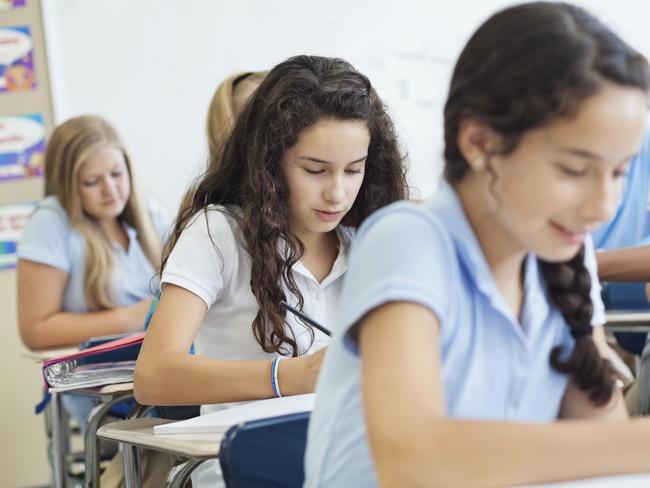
[98,418,222,488]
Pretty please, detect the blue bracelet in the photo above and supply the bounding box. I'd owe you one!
[270,357,283,398]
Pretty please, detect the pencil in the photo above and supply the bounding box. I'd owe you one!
[280,301,332,337]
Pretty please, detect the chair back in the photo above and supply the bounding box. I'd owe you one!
[220,411,310,488]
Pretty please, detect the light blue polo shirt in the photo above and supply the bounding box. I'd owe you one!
[18,195,167,311]
[304,184,605,488]
[593,125,650,249]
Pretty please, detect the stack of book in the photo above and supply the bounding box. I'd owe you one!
[42,332,145,392]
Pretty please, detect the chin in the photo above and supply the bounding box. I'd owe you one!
[535,243,583,263]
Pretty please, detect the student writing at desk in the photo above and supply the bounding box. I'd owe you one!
[134,55,408,486]
[305,3,650,487]
[16,115,167,428]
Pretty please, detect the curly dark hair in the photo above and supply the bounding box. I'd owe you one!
[163,55,408,356]
[444,2,650,405]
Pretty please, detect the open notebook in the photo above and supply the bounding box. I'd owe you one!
[154,393,315,435]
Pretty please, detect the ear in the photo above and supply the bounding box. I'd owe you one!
[457,119,500,172]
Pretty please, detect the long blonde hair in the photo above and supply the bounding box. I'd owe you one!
[206,71,267,159]
[45,115,161,310]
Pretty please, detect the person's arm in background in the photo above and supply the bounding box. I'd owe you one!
[597,244,650,282]
[16,205,151,350]
[17,259,151,349]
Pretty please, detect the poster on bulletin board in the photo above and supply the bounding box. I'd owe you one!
[0,201,36,270]
[0,113,45,181]
[0,0,26,10]
[0,25,37,93]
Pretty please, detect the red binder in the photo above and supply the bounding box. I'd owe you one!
[42,332,145,391]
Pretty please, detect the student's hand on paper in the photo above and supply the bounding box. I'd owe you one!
[124,297,154,331]
[281,347,328,395]
[302,346,327,391]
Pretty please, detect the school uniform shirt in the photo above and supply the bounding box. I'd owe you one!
[18,195,168,312]
[160,205,349,488]
[592,124,650,249]
[304,184,606,488]
[17,195,168,428]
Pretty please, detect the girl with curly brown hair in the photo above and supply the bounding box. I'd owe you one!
[134,54,407,486]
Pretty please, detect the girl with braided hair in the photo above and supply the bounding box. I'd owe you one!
[306,3,650,487]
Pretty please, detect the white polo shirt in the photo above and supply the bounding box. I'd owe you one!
[161,205,350,415]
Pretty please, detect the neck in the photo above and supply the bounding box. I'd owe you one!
[98,217,129,250]
[455,175,527,317]
[291,228,339,283]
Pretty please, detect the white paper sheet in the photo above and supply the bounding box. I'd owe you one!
[153,393,315,435]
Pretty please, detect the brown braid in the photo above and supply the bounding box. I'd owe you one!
[538,247,616,405]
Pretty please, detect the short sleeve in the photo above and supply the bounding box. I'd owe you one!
[338,203,454,354]
[584,235,606,327]
[161,208,236,309]
[17,203,71,273]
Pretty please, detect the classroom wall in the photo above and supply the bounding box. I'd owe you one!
[39,0,650,214]
[4,1,650,486]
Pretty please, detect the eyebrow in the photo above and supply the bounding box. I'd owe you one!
[557,147,637,164]
[80,165,123,179]
[300,155,367,165]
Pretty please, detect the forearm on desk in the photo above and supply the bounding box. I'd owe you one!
[20,308,136,350]
[373,416,650,488]
[133,351,309,406]
[597,245,650,282]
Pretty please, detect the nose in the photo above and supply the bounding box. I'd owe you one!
[323,175,345,204]
[100,176,117,197]
[582,173,620,225]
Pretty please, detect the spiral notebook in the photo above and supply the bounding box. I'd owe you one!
[42,332,145,392]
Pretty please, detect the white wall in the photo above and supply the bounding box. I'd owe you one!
[40,0,650,210]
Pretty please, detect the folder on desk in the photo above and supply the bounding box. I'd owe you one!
[42,332,145,391]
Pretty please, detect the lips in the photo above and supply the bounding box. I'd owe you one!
[550,221,588,244]
[314,209,343,222]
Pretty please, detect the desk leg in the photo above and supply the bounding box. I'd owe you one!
[50,391,67,488]
[84,393,134,488]
[164,458,204,488]
[637,340,650,415]
[122,443,141,488]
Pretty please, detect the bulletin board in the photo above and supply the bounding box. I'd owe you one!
[0,1,54,486]
[0,0,52,266]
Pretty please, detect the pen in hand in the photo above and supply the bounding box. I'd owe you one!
[280,301,332,337]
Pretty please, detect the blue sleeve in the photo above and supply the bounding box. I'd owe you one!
[17,205,71,272]
[338,203,454,354]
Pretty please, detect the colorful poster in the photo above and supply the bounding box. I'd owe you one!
[0,202,36,270]
[0,26,36,93]
[0,114,45,180]
[0,0,26,10]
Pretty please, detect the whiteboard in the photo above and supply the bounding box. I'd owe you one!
[40,0,650,213]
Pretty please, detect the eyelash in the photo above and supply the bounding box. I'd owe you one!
[304,169,363,175]
[82,172,123,186]
[558,165,628,179]
[559,166,587,177]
